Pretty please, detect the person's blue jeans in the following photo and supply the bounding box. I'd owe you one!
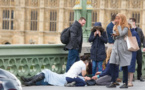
[66,77,86,86]
[66,49,80,72]
[92,60,103,76]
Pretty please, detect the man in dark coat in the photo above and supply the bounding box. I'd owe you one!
[129,18,145,81]
[65,17,86,72]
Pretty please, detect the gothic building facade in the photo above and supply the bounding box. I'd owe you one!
[0,0,144,44]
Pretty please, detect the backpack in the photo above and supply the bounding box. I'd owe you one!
[86,79,96,86]
[60,26,71,44]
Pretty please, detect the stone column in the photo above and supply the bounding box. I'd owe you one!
[0,7,2,30]
[99,0,105,27]
[121,0,127,15]
[38,0,44,44]
[57,0,65,43]
[142,0,145,34]
[17,0,25,44]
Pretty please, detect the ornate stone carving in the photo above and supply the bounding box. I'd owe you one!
[128,0,143,8]
[90,0,99,8]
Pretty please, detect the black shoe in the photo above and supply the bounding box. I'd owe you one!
[24,73,45,86]
[64,82,76,87]
[138,77,144,82]
[21,76,34,82]
[120,83,128,88]
[106,82,116,88]
[114,82,120,86]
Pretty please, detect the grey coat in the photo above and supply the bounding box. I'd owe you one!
[110,26,132,66]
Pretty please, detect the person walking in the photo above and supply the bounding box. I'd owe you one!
[129,18,145,81]
[65,17,86,72]
[107,13,132,88]
[89,22,107,76]
[127,22,141,87]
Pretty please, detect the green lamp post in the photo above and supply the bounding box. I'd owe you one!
[73,0,93,42]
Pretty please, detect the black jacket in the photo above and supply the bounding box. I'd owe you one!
[65,21,83,53]
[89,31,107,61]
[135,27,145,48]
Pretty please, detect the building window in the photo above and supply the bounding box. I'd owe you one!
[92,11,98,26]
[30,10,38,31]
[49,10,57,31]
[2,10,14,30]
[132,12,140,27]
[69,11,74,26]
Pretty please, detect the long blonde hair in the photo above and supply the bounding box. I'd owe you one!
[105,47,112,64]
[113,13,132,37]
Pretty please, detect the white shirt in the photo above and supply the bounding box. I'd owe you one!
[66,60,86,78]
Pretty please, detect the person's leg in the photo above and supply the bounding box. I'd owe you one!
[120,66,128,88]
[136,49,143,80]
[92,60,97,76]
[96,75,111,85]
[74,77,86,86]
[122,66,128,84]
[66,49,79,72]
[128,73,134,87]
[24,73,45,86]
[110,64,117,83]
[97,61,103,72]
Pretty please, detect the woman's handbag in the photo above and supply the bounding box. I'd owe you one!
[125,36,139,51]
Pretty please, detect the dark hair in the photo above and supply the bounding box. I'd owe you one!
[80,55,89,61]
[129,18,136,23]
[79,17,86,21]
[111,14,117,21]
[91,26,104,33]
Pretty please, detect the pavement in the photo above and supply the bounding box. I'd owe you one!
[23,81,145,90]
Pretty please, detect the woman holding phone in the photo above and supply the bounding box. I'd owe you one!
[107,13,132,88]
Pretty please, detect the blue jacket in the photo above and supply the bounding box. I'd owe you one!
[99,61,119,78]
[89,31,107,61]
[106,22,114,43]
[130,28,141,47]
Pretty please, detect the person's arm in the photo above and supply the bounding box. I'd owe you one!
[136,33,141,47]
[118,26,128,37]
[88,32,96,42]
[82,70,87,77]
[139,28,145,48]
[99,32,108,43]
[99,62,110,77]
[69,25,79,47]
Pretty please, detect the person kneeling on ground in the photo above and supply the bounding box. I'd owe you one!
[92,48,119,86]
[65,55,91,87]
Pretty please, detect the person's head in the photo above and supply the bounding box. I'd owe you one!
[94,22,102,27]
[91,26,104,34]
[78,17,86,27]
[80,55,90,65]
[113,13,130,35]
[129,18,136,26]
[105,47,112,64]
[111,14,117,22]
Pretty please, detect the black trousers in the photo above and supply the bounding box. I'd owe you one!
[110,64,128,84]
[136,49,142,79]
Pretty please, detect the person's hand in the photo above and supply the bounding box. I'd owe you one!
[84,76,91,81]
[92,76,98,80]
[94,31,97,37]
[95,72,101,75]
[143,48,145,52]
[112,33,118,37]
[98,31,101,37]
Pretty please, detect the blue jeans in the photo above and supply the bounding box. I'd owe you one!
[66,49,80,72]
[66,77,86,86]
[92,60,103,76]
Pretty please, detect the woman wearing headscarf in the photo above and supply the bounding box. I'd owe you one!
[107,13,132,88]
